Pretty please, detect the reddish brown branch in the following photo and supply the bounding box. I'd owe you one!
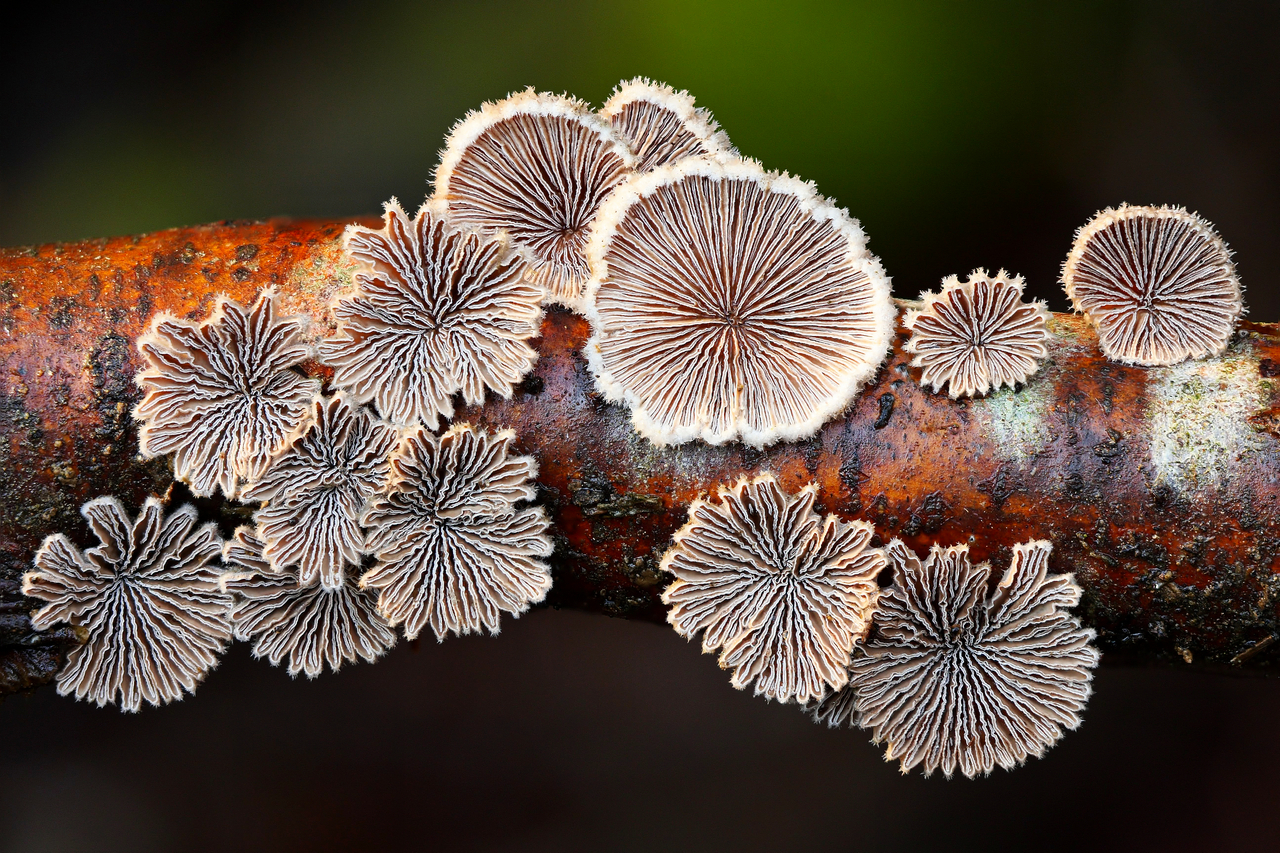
[2,218,1279,695]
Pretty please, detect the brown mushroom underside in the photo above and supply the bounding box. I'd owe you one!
[2,217,1279,697]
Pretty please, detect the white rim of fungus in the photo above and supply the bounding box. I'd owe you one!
[241,393,400,589]
[600,77,735,171]
[904,268,1051,398]
[1061,204,1244,366]
[133,288,319,500]
[22,496,230,712]
[825,538,1100,778]
[358,422,555,642]
[432,88,637,310]
[583,155,895,447]
[659,474,886,705]
[220,526,396,679]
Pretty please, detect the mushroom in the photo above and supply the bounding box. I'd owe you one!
[600,77,735,172]
[904,269,1051,398]
[319,200,543,429]
[660,474,885,704]
[134,288,319,499]
[359,423,554,641]
[241,394,399,588]
[811,539,1100,778]
[433,89,635,308]
[1062,204,1243,366]
[220,527,396,679]
[584,156,895,447]
[21,496,229,712]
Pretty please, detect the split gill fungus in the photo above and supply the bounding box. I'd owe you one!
[2,78,1277,782]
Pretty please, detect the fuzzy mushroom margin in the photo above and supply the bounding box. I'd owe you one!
[1062,204,1244,366]
[659,474,886,705]
[583,156,896,448]
[599,77,736,172]
[432,88,636,310]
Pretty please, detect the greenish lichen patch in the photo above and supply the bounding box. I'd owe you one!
[1145,341,1269,495]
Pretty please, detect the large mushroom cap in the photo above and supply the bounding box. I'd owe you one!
[584,156,895,447]
[433,89,635,309]
[1062,204,1243,366]
[600,77,735,172]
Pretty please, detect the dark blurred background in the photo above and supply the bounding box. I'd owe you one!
[3,1,1280,850]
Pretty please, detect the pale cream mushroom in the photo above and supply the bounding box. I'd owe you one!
[359,423,554,641]
[433,89,635,308]
[22,496,229,712]
[660,474,884,705]
[585,156,895,447]
[220,527,396,679]
[134,289,319,499]
[904,269,1050,398]
[319,200,542,429]
[600,77,735,172]
[812,539,1100,778]
[242,394,399,588]
[1062,204,1243,366]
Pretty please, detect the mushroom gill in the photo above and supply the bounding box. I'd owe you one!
[600,77,735,172]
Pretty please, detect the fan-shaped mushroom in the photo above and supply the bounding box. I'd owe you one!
[242,394,399,588]
[905,269,1050,398]
[585,156,895,447]
[811,539,1100,778]
[319,200,542,429]
[660,474,884,704]
[221,527,396,679]
[434,89,635,308]
[1062,204,1243,366]
[134,289,319,499]
[600,77,734,172]
[359,423,554,641]
[22,497,229,712]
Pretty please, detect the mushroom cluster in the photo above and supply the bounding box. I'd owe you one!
[38,78,1255,781]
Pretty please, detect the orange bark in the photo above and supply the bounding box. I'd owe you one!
[2,218,1278,694]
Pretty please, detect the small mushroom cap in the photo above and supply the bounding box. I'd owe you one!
[359,423,554,642]
[904,269,1051,398]
[220,527,396,679]
[1062,204,1243,366]
[22,496,230,712]
[600,77,736,172]
[433,88,636,309]
[584,156,895,447]
[319,199,543,430]
[838,538,1100,778]
[134,288,319,499]
[660,474,885,705]
[241,393,400,589]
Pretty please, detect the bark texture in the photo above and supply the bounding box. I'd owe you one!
[2,218,1279,696]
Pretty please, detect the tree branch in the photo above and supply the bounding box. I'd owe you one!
[2,217,1278,695]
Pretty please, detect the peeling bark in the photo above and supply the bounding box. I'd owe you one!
[2,218,1279,696]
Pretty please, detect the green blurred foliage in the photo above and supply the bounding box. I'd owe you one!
[4,0,1278,311]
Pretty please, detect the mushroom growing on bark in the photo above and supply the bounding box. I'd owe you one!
[585,156,895,447]
[319,200,543,429]
[433,89,635,308]
[242,394,399,588]
[905,269,1050,398]
[359,423,554,641]
[660,475,885,704]
[600,77,735,172]
[220,527,396,679]
[133,289,319,499]
[22,497,229,712]
[811,539,1100,778]
[1062,204,1243,366]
